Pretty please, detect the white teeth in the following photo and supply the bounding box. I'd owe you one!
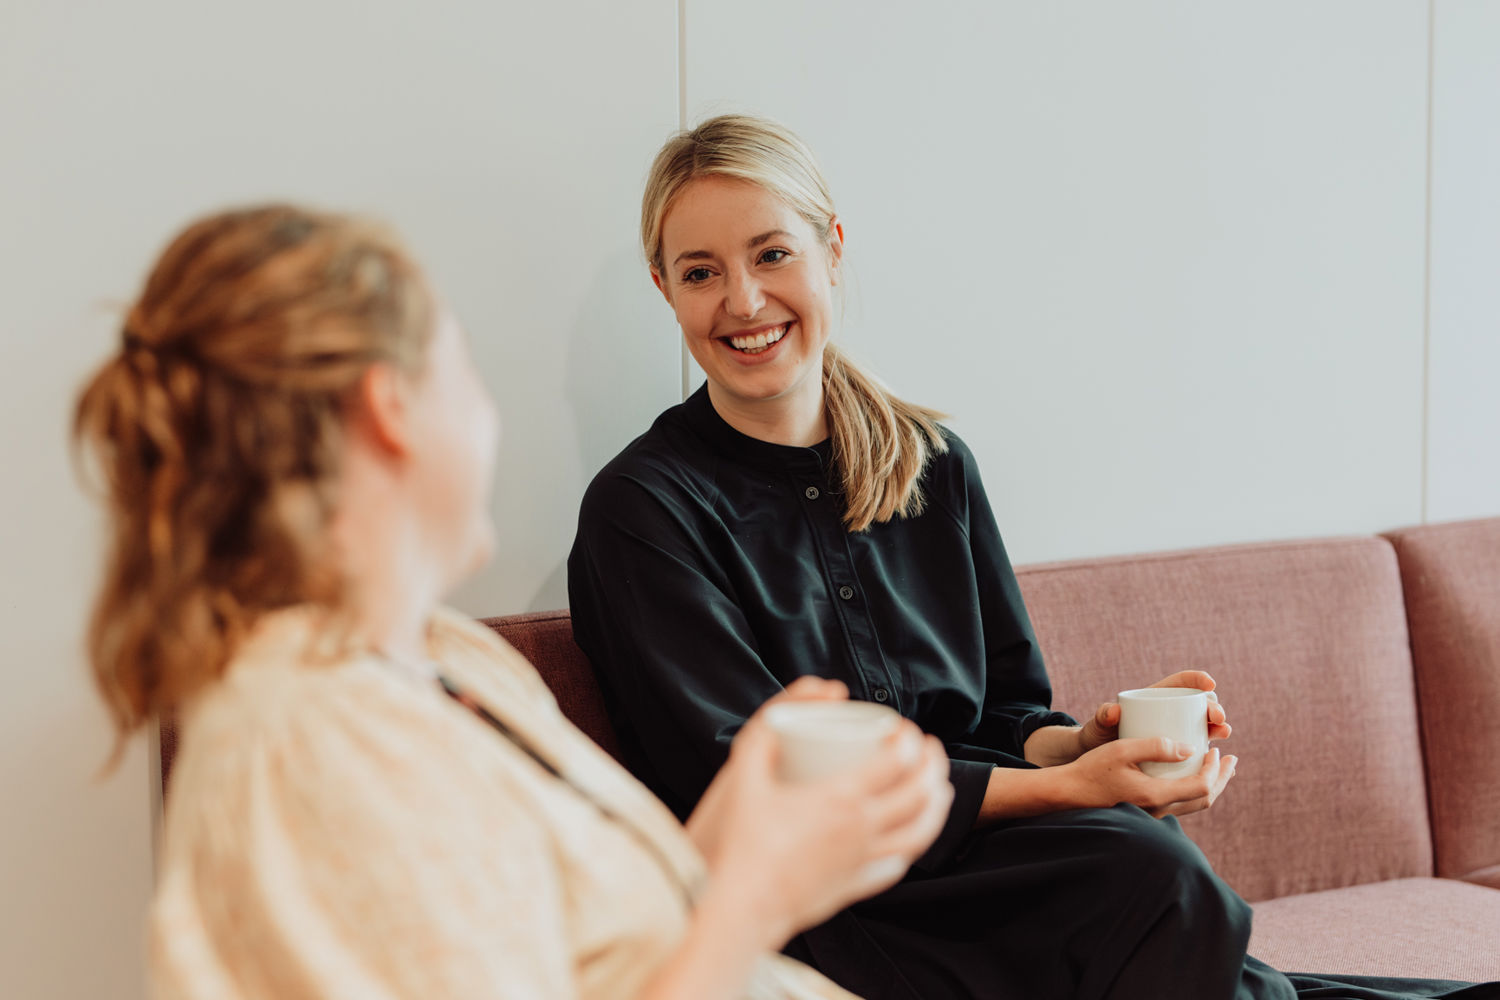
[729,324,788,353]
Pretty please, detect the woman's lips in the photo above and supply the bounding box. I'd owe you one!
[722,322,791,358]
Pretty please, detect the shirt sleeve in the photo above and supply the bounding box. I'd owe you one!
[950,435,1078,758]
[568,469,780,821]
[151,685,578,1000]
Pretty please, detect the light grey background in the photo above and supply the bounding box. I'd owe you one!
[2,1,1495,997]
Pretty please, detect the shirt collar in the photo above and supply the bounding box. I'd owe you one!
[682,383,833,474]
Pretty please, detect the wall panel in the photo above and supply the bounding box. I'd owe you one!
[1428,0,1500,523]
[685,0,1430,564]
[0,2,678,996]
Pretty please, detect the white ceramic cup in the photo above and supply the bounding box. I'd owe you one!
[764,700,902,782]
[1116,687,1209,779]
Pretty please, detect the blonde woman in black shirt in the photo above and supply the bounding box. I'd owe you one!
[569,115,1491,1000]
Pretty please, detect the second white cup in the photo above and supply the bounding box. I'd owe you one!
[764,700,902,782]
[1116,687,1209,779]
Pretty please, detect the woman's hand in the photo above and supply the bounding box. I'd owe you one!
[1023,671,1230,768]
[1061,737,1238,818]
[1078,670,1231,756]
[685,677,953,950]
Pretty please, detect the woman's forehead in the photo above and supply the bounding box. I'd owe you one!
[662,176,810,248]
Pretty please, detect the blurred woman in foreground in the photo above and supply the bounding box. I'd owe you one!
[74,204,951,999]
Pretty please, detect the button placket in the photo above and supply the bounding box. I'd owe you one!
[792,464,899,712]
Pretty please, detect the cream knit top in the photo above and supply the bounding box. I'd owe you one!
[149,606,855,1000]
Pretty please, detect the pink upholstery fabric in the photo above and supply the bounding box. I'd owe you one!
[1249,877,1500,980]
[1016,537,1434,903]
[480,610,623,762]
[1384,518,1500,886]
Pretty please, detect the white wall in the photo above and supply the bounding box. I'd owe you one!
[686,0,1434,565]
[1428,0,1500,523]
[1,2,677,997]
[2,1,1495,997]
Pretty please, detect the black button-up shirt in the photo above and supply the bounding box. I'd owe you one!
[569,386,1074,869]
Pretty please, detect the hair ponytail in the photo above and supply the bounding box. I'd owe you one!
[73,205,431,754]
[822,343,948,532]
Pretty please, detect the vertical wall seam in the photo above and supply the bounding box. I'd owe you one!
[678,0,692,400]
[1421,0,1436,524]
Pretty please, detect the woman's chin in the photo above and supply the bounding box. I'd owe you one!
[445,527,496,595]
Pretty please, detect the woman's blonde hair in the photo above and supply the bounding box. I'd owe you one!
[641,114,947,532]
[73,205,433,747]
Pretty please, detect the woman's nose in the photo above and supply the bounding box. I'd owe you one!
[724,269,765,320]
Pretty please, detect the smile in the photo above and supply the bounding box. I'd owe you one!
[727,324,789,355]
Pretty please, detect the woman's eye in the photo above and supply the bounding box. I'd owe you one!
[682,267,712,284]
[759,248,790,265]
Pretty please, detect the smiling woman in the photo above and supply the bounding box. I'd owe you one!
[568,115,1497,1000]
[654,176,838,424]
[639,115,948,533]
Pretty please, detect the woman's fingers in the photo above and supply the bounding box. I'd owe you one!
[849,722,929,796]
[1114,736,1197,766]
[775,675,849,703]
[1153,753,1238,818]
[863,738,948,833]
[1151,670,1216,693]
[872,750,953,859]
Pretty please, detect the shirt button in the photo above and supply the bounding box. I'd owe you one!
[838,585,855,601]
[873,688,890,703]
[804,486,820,500]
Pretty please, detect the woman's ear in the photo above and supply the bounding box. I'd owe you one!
[351,361,414,458]
[651,267,674,306]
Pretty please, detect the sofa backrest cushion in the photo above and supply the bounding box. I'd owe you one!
[1384,517,1500,889]
[1015,536,1433,902]
[479,610,623,762]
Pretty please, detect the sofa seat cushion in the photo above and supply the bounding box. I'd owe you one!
[1016,537,1433,903]
[1249,877,1500,981]
[1385,518,1500,885]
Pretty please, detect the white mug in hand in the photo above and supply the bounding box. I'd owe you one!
[764,700,902,782]
[1117,687,1209,779]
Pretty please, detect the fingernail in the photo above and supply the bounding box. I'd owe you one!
[1175,741,1194,758]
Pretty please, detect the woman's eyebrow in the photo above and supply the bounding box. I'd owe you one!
[671,230,792,267]
[747,229,793,248]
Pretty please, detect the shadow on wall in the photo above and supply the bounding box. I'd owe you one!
[522,245,676,614]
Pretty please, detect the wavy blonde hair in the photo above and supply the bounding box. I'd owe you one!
[73,205,432,748]
[642,114,948,532]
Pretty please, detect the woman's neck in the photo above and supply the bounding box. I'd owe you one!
[327,480,441,665]
[705,379,828,448]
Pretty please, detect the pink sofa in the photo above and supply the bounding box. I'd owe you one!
[158,518,1500,979]
[1016,519,1500,979]
[477,518,1500,981]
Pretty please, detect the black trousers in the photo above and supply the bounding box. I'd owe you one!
[786,805,1497,1000]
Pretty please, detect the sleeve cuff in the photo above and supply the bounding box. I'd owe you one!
[1016,709,1079,753]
